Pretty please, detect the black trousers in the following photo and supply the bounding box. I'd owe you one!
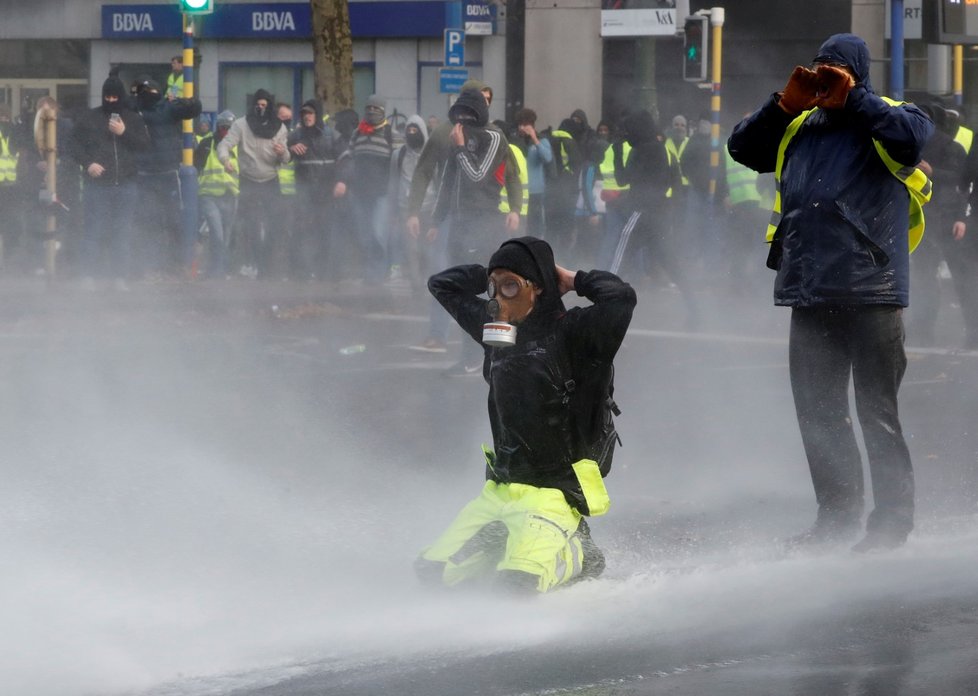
[788,305,914,536]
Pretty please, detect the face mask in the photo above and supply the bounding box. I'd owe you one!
[365,109,384,126]
[482,270,538,347]
[254,104,267,119]
[406,131,424,150]
[138,91,161,110]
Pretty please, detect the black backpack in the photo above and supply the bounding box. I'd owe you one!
[548,335,622,478]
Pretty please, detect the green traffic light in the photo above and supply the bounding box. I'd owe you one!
[183,0,207,7]
[687,46,698,60]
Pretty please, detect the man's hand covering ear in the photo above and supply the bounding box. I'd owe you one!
[778,66,820,116]
[814,65,855,110]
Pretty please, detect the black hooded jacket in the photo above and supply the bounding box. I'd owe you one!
[428,237,637,502]
[69,79,150,186]
[613,109,671,210]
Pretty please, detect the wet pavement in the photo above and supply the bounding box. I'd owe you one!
[1,273,976,696]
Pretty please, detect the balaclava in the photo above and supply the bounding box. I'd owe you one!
[364,94,386,127]
[101,75,127,113]
[449,89,489,128]
[405,124,424,150]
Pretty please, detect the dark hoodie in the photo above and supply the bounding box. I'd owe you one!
[433,88,516,220]
[728,32,933,307]
[613,108,670,209]
[427,237,636,499]
[286,99,347,186]
[69,76,150,186]
[246,88,282,139]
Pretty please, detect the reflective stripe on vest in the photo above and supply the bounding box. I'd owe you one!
[954,125,974,155]
[499,143,529,215]
[665,137,689,186]
[724,145,762,206]
[599,142,631,192]
[278,159,296,196]
[766,100,932,253]
[0,134,18,183]
[199,140,239,197]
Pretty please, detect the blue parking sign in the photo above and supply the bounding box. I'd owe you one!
[444,28,465,67]
[439,67,469,94]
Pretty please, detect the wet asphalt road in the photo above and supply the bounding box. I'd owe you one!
[1,274,976,696]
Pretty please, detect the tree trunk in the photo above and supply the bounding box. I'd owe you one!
[310,0,355,114]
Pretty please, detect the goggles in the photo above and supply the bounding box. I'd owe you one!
[487,276,533,300]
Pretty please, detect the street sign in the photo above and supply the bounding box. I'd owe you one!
[439,67,469,94]
[444,28,465,67]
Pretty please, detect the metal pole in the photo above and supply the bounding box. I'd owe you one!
[708,7,724,201]
[179,13,200,276]
[890,0,904,100]
[38,103,59,281]
[954,44,964,107]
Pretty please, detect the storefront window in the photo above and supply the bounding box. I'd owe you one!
[223,63,375,118]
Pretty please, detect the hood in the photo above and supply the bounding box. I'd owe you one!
[621,109,658,146]
[813,33,873,92]
[571,108,590,129]
[299,99,324,125]
[449,88,489,128]
[489,236,565,321]
[406,113,429,141]
[252,88,274,106]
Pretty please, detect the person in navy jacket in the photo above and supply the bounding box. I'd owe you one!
[728,33,933,553]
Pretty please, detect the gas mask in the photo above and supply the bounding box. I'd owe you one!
[482,269,540,347]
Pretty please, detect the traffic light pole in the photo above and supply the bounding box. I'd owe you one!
[707,7,724,201]
[179,13,200,276]
[954,44,964,107]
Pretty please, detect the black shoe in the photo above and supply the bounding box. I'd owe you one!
[443,360,482,377]
[785,517,860,549]
[852,529,907,553]
[576,519,606,580]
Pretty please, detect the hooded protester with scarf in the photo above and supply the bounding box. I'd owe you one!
[69,73,150,284]
[417,236,636,593]
[347,94,399,282]
[728,33,934,553]
[217,88,290,278]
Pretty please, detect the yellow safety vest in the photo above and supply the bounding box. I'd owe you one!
[599,142,631,192]
[278,159,296,196]
[954,124,974,155]
[665,136,689,186]
[499,143,529,215]
[767,99,932,253]
[0,133,18,183]
[167,73,184,100]
[199,139,239,197]
[724,144,762,206]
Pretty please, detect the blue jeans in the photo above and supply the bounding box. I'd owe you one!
[353,192,390,282]
[200,194,237,277]
[82,180,137,279]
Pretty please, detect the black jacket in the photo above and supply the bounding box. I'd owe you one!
[428,241,636,499]
[69,105,150,186]
[287,101,348,188]
[136,96,203,173]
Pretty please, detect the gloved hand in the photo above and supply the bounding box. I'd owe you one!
[778,66,820,115]
[814,64,855,110]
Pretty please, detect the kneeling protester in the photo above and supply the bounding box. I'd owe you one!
[416,236,636,593]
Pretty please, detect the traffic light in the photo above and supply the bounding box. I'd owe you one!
[179,0,213,14]
[683,15,709,82]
